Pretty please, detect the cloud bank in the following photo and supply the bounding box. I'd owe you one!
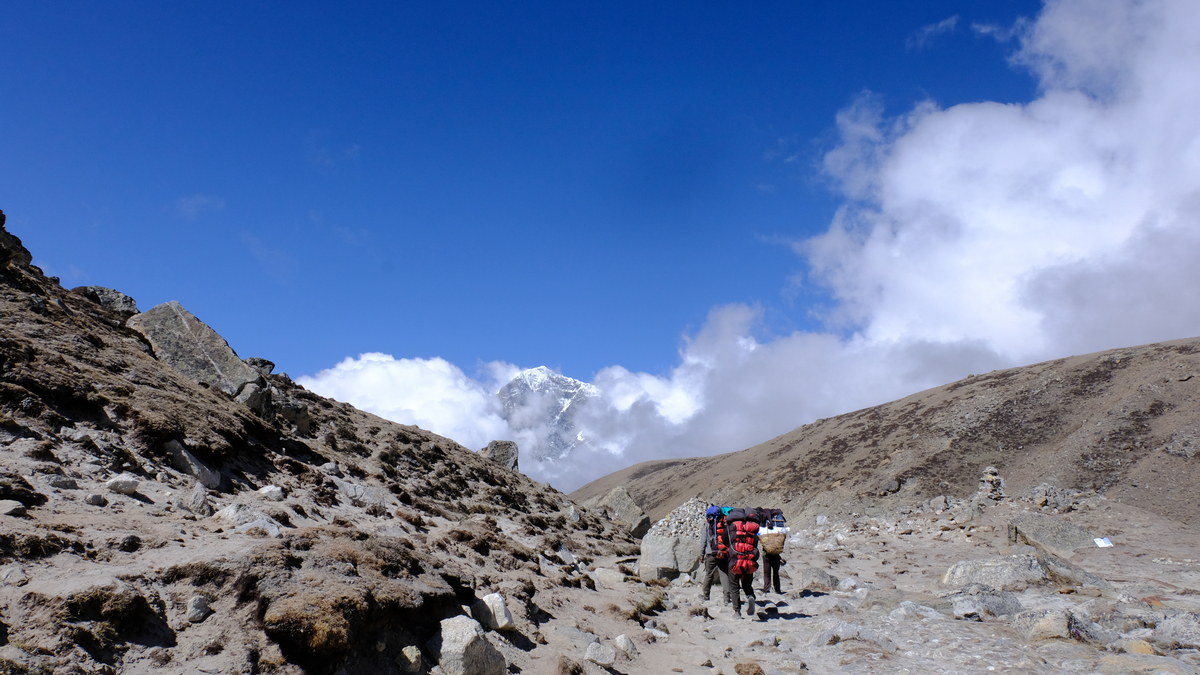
[300,0,1200,492]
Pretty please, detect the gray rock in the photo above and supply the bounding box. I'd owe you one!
[235,382,271,415]
[1154,612,1200,650]
[594,567,626,590]
[243,357,275,376]
[798,568,840,593]
[1010,608,1072,640]
[396,645,423,673]
[1007,512,1098,558]
[186,595,213,623]
[0,500,26,516]
[473,593,516,632]
[73,286,138,317]
[478,441,519,472]
[105,475,140,495]
[428,616,506,675]
[614,634,638,659]
[888,601,943,621]
[258,485,285,501]
[85,494,108,506]
[940,554,1048,591]
[638,534,703,581]
[46,475,78,490]
[126,300,262,396]
[595,486,651,539]
[331,476,384,507]
[585,642,616,667]
[814,621,899,652]
[184,483,212,516]
[0,565,29,586]
[278,402,311,434]
[165,440,222,489]
[945,585,1023,620]
[1035,550,1112,591]
[236,518,282,538]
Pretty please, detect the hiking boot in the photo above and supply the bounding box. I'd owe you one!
[747,597,756,615]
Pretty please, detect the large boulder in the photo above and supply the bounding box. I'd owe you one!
[165,440,222,489]
[73,286,139,317]
[637,534,703,581]
[1008,512,1098,558]
[127,300,262,396]
[940,554,1048,591]
[945,585,1023,620]
[1154,612,1200,650]
[595,486,651,539]
[428,616,506,675]
[478,440,519,472]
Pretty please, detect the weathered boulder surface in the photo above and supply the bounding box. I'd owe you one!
[127,300,262,396]
[594,486,651,539]
[165,440,222,489]
[941,554,1048,591]
[428,616,506,675]
[0,210,33,266]
[638,534,703,581]
[945,584,1024,620]
[1154,612,1200,650]
[1008,512,1098,558]
[73,286,139,317]
[798,568,840,593]
[479,440,519,472]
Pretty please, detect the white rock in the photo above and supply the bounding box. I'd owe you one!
[585,642,616,667]
[258,485,285,501]
[84,494,108,506]
[0,500,26,516]
[473,593,516,632]
[429,616,506,675]
[614,634,639,658]
[164,440,222,489]
[396,645,423,673]
[105,475,140,495]
[187,595,213,623]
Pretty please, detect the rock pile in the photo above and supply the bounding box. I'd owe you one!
[646,497,709,539]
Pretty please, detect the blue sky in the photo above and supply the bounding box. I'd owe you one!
[6,1,1200,491]
[3,1,1038,378]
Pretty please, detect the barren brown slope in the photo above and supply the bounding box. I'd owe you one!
[572,337,1200,523]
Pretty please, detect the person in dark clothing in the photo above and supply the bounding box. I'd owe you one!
[759,508,787,594]
[700,507,731,604]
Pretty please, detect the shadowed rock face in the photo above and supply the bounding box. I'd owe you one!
[127,300,262,396]
[0,210,33,266]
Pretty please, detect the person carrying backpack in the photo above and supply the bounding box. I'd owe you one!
[758,508,787,594]
[700,505,731,604]
[723,507,761,618]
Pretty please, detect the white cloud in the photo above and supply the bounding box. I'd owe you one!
[299,0,1200,493]
[907,15,959,50]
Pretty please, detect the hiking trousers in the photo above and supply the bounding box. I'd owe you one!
[762,553,782,593]
[729,572,756,616]
[702,554,731,603]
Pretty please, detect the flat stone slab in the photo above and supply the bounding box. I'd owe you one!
[127,300,261,396]
[1009,512,1098,558]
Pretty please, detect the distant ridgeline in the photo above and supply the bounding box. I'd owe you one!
[497,366,597,462]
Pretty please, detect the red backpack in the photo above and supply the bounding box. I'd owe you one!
[713,515,730,559]
[725,509,760,575]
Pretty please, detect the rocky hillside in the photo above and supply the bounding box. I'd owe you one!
[571,335,1200,525]
[0,213,642,674]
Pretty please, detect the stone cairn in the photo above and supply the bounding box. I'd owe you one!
[646,497,710,540]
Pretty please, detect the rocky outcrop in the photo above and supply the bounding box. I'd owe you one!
[940,554,1049,591]
[593,486,651,538]
[479,440,519,472]
[0,210,33,266]
[127,300,262,397]
[72,286,139,317]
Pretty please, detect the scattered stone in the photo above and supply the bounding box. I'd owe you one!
[734,664,765,675]
[584,642,616,667]
[428,616,506,675]
[887,601,942,621]
[478,440,519,472]
[184,483,213,516]
[331,476,385,508]
[258,485,285,501]
[396,645,424,673]
[797,568,839,593]
[614,634,638,659]
[473,593,516,632]
[85,493,108,506]
[1011,608,1073,641]
[105,475,140,495]
[0,500,26,516]
[127,300,262,396]
[815,621,899,652]
[47,475,78,490]
[164,440,222,489]
[554,655,585,675]
[594,567,626,589]
[187,595,213,623]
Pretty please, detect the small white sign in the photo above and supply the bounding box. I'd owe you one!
[1094,537,1113,548]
